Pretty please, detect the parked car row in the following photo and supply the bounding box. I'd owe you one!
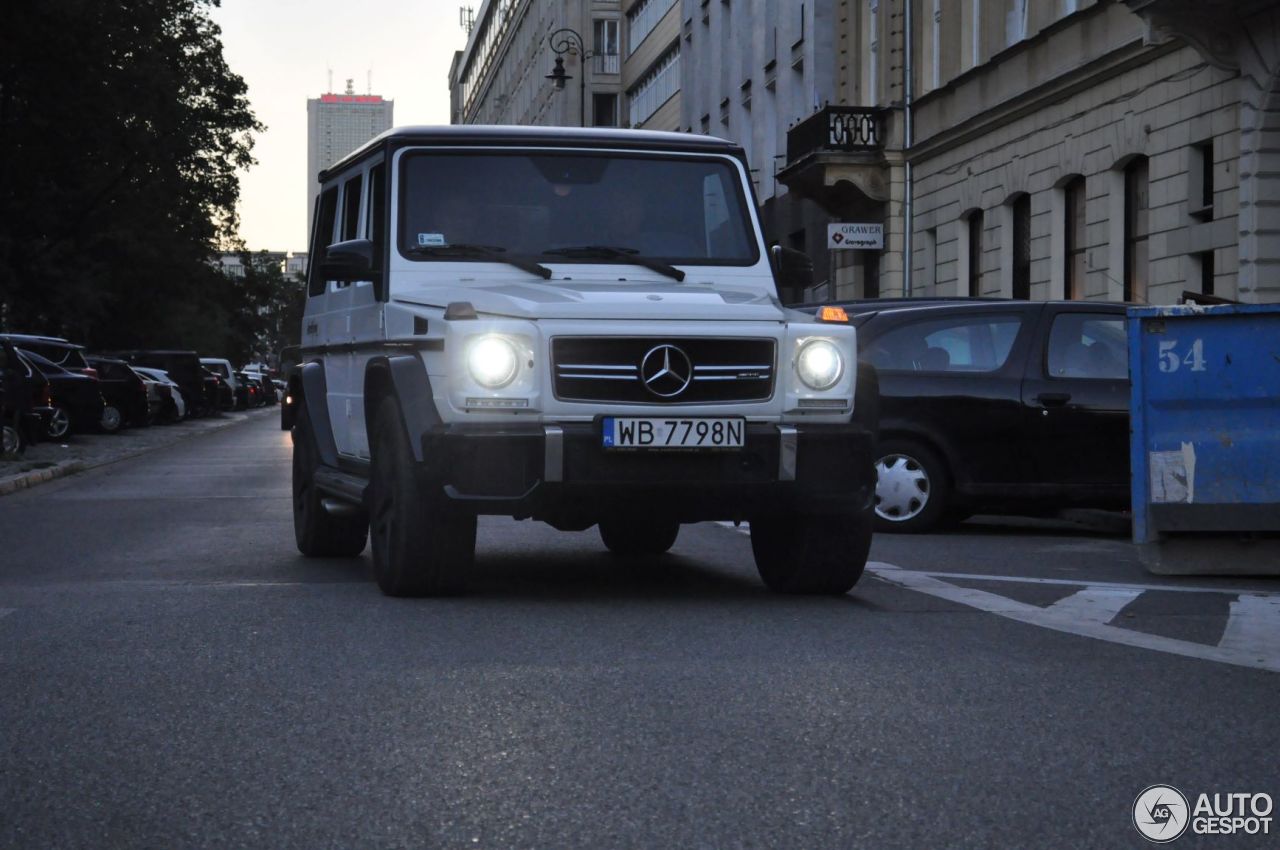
[0,332,281,458]
[796,299,1131,533]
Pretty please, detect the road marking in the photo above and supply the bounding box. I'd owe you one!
[873,569,1279,597]
[1219,595,1280,656]
[1042,587,1144,625]
[866,562,1280,674]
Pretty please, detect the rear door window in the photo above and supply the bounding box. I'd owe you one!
[1046,314,1128,380]
[866,315,1024,373]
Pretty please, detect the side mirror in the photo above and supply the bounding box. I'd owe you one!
[319,238,375,281]
[771,244,814,292]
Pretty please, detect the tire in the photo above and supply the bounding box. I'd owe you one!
[599,517,680,555]
[368,396,476,596]
[99,405,122,433]
[873,438,950,533]
[2,419,23,459]
[292,402,368,557]
[46,406,71,440]
[750,511,872,594]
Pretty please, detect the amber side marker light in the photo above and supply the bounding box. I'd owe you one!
[818,306,849,323]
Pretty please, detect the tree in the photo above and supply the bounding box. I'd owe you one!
[0,0,261,350]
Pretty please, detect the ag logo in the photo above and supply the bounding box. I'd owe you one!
[1134,785,1190,843]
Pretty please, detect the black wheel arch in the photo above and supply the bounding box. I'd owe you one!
[363,355,441,463]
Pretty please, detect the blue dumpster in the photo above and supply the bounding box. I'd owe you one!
[1128,303,1280,574]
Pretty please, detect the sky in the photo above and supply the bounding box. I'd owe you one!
[210,0,471,252]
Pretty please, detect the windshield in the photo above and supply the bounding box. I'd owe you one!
[398,151,758,267]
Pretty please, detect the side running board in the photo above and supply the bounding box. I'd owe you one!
[313,466,369,511]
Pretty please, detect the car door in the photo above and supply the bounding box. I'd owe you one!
[1019,306,1130,501]
[862,305,1039,491]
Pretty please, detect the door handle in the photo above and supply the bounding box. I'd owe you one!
[1037,392,1072,406]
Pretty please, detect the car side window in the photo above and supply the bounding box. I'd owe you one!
[866,315,1023,374]
[307,187,339,297]
[1047,313,1128,380]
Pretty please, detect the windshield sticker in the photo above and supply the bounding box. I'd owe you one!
[417,232,446,246]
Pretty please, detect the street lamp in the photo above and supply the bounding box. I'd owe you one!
[545,27,597,128]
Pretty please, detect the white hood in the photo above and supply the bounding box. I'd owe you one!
[391,272,786,322]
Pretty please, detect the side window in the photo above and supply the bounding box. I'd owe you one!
[866,315,1023,373]
[367,163,386,259]
[1047,313,1128,380]
[341,173,363,241]
[307,187,339,297]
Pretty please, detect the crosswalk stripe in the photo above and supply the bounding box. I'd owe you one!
[1219,595,1280,659]
[1043,587,1144,625]
[866,563,1280,674]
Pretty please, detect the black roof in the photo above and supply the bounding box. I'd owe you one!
[322,125,744,181]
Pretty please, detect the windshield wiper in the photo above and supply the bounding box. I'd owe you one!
[540,245,686,282]
[406,243,552,280]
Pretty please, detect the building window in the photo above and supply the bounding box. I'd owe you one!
[867,1,879,103]
[594,19,620,74]
[1064,176,1086,300]
[1124,156,1149,303]
[592,93,618,127]
[1191,139,1214,220]
[1012,194,1031,300]
[929,0,941,91]
[1198,250,1215,296]
[967,210,984,297]
[627,0,678,56]
[628,46,681,127]
[1006,0,1028,47]
[969,0,981,67]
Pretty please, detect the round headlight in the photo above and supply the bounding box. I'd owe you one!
[796,339,843,390]
[467,336,519,389]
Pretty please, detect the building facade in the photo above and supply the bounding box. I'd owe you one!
[448,0,683,132]
[681,1,886,304]
[777,0,1280,305]
[306,82,394,240]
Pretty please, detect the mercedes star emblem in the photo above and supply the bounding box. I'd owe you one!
[640,344,693,397]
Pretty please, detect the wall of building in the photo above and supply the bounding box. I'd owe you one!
[909,2,1242,305]
[621,0,681,129]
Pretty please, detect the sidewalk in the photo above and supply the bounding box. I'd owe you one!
[0,407,276,497]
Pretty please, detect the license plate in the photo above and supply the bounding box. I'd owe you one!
[602,417,745,449]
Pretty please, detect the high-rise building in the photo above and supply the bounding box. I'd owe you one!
[306,80,394,242]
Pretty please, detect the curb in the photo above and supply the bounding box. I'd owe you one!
[0,459,86,497]
[0,410,271,498]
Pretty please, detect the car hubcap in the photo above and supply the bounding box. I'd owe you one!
[2,425,18,455]
[875,453,930,521]
[101,407,121,431]
[48,409,70,438]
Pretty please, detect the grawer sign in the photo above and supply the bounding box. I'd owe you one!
[827,223,883,250]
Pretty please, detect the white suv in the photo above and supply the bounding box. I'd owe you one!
[290,126,876,596]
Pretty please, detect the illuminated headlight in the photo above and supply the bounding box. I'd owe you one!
[796,339,843,390]
[467,335,520,389]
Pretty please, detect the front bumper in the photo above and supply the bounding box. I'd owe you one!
[418,421,875,523]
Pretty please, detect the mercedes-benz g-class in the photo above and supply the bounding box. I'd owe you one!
[291,126,875,596]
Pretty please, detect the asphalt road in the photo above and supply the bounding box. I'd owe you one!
[1,415,1276,849]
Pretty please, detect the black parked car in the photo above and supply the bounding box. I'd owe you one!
[202,366,233,412]
[815,299,1130,532]
[2,339,49,457]
[86,356,151,429]
[0,334,95,377]
[18,349,107,439]
[112,350,212,417]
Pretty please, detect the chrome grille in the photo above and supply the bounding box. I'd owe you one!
[551,337,775,404]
